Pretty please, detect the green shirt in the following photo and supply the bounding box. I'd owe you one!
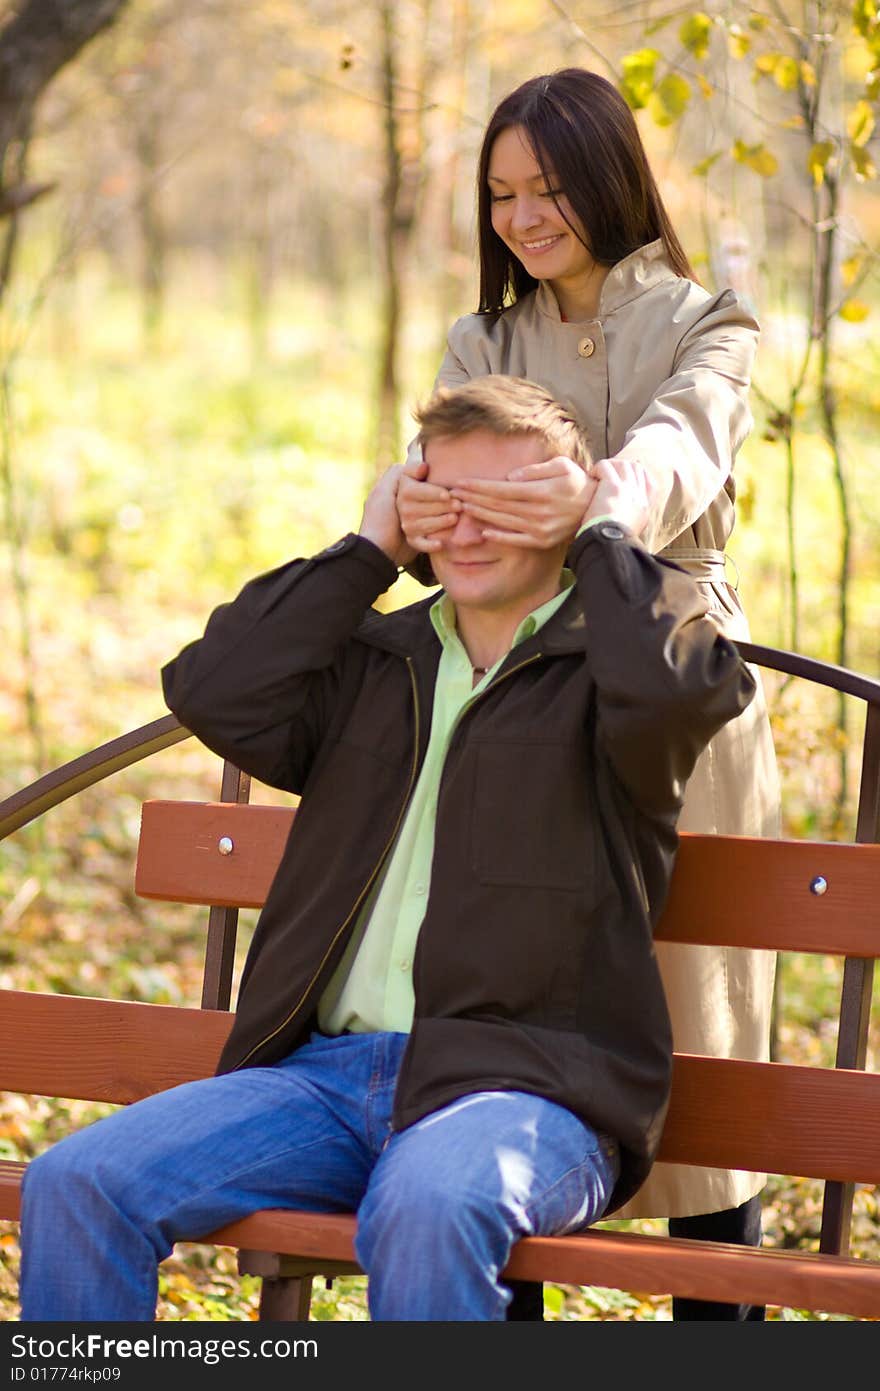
[317,571,576,1035]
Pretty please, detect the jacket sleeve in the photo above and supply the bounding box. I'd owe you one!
[613,290,759,554]
[570,520,756,823]
[161,534,399,792]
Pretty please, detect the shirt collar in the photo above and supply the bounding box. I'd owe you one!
[430,569,575,653]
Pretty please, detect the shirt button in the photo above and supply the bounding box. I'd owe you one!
[414,883,426,896]
[577,336,595,358]
[399,959,411,972]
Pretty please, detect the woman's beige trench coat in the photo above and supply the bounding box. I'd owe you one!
[407,239,780,1219]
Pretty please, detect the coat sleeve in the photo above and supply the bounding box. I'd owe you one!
[161,534,399,793]
[612,290,759,554]
[570,521,756,823]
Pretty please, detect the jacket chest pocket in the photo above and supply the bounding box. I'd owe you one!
[468,740,593,890]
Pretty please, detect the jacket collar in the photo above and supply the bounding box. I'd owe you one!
[534,238,675,323]
[355,585,588,665]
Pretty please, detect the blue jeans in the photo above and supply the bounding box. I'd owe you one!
[20,1030,619,1321]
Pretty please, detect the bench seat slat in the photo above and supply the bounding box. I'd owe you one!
[2,1168,876,1317]
[206,1213,880,1321]
[3,989,879,1183]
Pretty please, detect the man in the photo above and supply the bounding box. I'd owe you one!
[20,377,755,1321]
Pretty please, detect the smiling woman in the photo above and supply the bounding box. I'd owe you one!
[397,66,781,1323]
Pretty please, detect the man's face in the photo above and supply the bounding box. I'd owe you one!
[425,429,569,616]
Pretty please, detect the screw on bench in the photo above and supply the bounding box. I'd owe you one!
[810,875,827,895]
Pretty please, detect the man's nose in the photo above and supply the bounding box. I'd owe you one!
[448,510,484,546]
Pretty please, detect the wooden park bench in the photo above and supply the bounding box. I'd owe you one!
[1,641,879,1321]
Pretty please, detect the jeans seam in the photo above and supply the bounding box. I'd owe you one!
[522,1140,618,1236]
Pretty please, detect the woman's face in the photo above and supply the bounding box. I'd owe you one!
[487,124,595,291]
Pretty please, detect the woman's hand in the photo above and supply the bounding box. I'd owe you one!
[396,460,462,553]
[583,455,657,537]
[450,455,596,548]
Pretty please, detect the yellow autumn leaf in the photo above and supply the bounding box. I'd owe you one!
[807,140,835,186]
[853,0,880,40]
[620,49,659,110]
[753,53,801,90]
[800,61,817,87]
[732,139,779,176]
[773,55,802,90]
[648,73,692,126]
[839,299,870,322]
[692,150,723,176]
[680,13,713,59]
[727,25,752,59]
[841,256,861,287]
[851,143,878,180]
[847,99,875,147]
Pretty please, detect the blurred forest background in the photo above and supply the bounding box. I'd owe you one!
[1,0,879,1320]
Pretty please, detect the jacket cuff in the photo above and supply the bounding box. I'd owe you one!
[314,532,400,590]
[569,518,640,561]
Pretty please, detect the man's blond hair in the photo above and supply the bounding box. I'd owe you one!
[414,376,591,467]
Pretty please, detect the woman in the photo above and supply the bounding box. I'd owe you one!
[397,68,780,1321]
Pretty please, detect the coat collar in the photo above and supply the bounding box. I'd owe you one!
[534,238,676,323]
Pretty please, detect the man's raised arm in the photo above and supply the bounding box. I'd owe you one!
[573,459,756,824]
[161,470,409,792]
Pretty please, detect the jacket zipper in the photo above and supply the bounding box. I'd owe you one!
[231,656,422,1070]
[390,649,545,1131]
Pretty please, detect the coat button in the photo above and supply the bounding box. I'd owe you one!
[599,523,626,540]
[577,336,595,358]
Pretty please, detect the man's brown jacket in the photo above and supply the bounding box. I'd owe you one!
[162,522,755,1212]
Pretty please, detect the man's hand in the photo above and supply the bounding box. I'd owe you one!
[397,460,461,553]
[359,465,418,567]
[449,456,596,549]
[583,456,656,537]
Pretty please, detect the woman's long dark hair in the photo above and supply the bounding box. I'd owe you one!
[476,68,695,314]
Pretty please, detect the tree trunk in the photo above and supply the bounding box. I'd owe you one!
[374,0,432,473]
[134,108,166,353]
[0,0,129,161]
[375,3,404,470]
[0,0,130,303]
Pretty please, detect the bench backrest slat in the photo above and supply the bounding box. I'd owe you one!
[134,801,880,956]
[135,801,294,908]
[0,989,231,1102]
